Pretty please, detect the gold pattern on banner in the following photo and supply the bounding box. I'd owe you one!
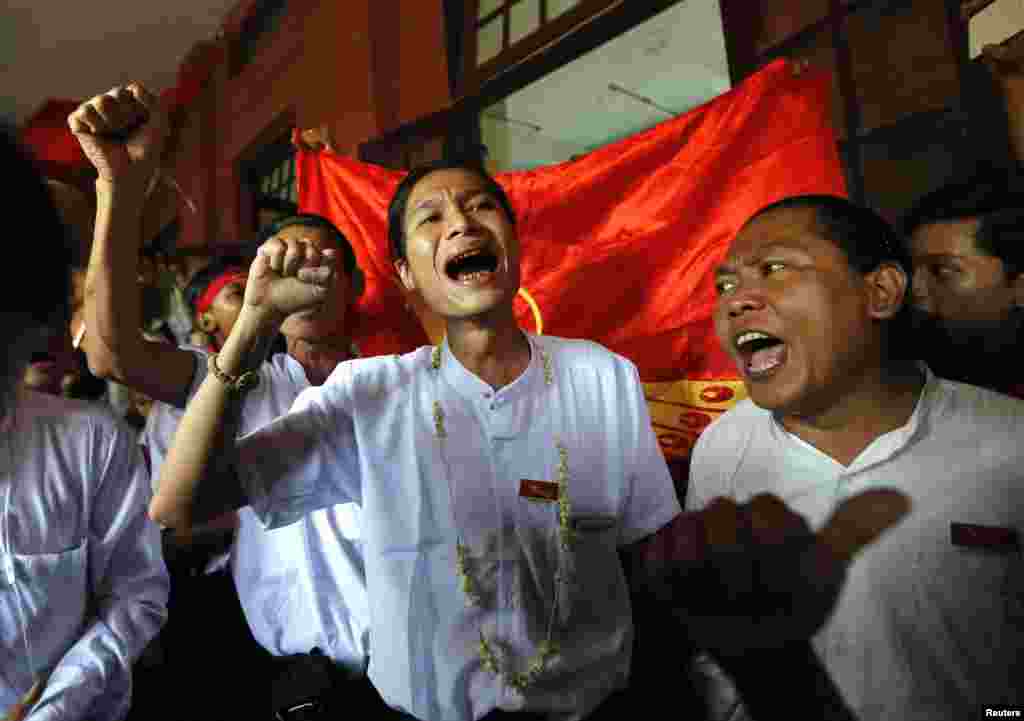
[644,379,747,460]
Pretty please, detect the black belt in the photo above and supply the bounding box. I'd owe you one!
[271,649,374,721]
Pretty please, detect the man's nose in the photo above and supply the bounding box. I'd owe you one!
[444,204,477,241]
[726,291,765,318]
[911,268,934,314]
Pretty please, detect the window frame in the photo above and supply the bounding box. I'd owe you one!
[239,130,298,239]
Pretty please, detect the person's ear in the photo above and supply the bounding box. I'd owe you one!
[394,258,416,293]
[1012,272,1024,311]
[865,263,909,320]
[197,312,217,333]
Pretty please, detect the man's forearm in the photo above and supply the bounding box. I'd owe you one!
[150,308,280,530]
[83,180,199,406]
[84,180,146,363]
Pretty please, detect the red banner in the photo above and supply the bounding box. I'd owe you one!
[298,59,846,376]
[20,99,89,175]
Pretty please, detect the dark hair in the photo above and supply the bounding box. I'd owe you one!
[259,213,359,277]
[63,349,109,402]
[255,194,299,216]
[750,194,911,276]
[387,159,516,263]
[746,194,916,361]
[1,126,72,327]
[183,255,247,316]
[901,172,1024,278]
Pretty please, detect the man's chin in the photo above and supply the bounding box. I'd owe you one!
[442,288,515,321]
[911,319,1001,378]
[745,375,822,419]
[748,392,793,416]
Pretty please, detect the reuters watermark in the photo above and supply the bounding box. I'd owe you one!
[984,707,1023,718]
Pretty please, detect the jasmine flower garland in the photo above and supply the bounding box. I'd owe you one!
[432,342,572,692]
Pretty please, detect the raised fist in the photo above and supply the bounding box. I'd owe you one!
[68,83,167,185]
[292,125,337,154]
[244,232,339,324]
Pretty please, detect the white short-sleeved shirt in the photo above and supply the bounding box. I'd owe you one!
[143,350,369,671]
[1,390,168,721]
[237,333,681,721]
[688,370,1024,721]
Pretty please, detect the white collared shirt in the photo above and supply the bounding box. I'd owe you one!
[688,369,1024,720]
[143,350,369,672]
[0,390,168,721]
[236,334,681,721]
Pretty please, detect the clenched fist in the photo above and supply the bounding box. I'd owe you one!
[68,83,167,186]
[641,488,910,653]
[243,232,339,325]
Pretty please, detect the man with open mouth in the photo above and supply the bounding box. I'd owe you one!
[70,83,374,720]
[151,152,911,720]
[689,194,1024,720]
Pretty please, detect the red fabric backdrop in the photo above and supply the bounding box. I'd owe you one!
[297,59,847,382]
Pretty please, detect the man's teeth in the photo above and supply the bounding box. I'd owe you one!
[736,331,773,349]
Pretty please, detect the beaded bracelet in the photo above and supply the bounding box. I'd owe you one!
[207,354,260,394]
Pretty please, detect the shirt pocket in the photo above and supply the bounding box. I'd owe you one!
[565,514,626,628]
[879,520,1023,675]
[933,545,1023,633]
[7,541,90,668]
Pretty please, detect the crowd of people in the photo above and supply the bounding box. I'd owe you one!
[1,38,1021,721]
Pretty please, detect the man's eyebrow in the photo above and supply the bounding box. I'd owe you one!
[410,188,489,214]
[411,196,442,214]
[455,187,491,204]
[715,242,808,274]
[754,242,803,256]
[915,252,965,262]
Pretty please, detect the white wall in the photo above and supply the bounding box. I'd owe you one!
[483,0,731,172]
[970,0,1024,58]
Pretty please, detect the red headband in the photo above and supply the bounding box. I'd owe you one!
[195,268,247,315]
